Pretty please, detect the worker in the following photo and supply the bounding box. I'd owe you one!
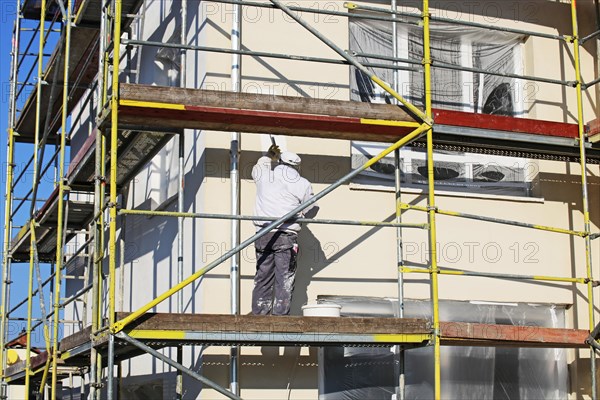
[251,144,318,315]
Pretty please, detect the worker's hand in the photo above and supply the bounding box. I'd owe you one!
[267,144,281,161]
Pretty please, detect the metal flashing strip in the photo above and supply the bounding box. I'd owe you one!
[60,341,92,361]
[435,124,585,148]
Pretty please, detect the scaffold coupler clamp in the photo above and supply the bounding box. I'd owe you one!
[430,327,440,345]
[586,322,600,351]
[427,206,438,212]
[582,278,600,287]
[95,175,107,184]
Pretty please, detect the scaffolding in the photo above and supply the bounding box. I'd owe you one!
[1,0,599,398]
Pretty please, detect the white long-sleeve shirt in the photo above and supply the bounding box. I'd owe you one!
[253,156,318,233]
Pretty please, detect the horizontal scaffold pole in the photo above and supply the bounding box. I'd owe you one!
[119,209,429,229]
[400,203,588,237]
[111,123,429,333]
[581,29,600,44]
[343,2,565,41]
[584,76,600,90]
[401,267,592,285]
[352,51,571,86]
[122,39,421,72]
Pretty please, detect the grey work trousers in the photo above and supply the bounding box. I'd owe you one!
[252,231,298,315]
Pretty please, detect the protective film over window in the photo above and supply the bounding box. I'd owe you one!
[349,18,537,198]
[318,297,567,400]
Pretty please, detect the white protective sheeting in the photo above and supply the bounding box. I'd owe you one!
[349,19,525,113]
[318,296,567,400]
[349,19,537,197]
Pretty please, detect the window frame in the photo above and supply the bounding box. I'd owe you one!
[349,20,538,199]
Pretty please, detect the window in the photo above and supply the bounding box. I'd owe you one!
[351,142,536,197]
[349,19,537,197]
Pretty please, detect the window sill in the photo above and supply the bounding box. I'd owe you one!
[349,182,545,204]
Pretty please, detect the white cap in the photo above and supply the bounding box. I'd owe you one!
[280,151,301,166]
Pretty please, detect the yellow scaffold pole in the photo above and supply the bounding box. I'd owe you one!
[0,127,15,387]
[421,0,441,398]
[570,1,596,399]
[24,221,37,400]
[399,203,588,237]
[106,0,123,397]
[1,7,20,387]
[51,0,72,397]
[24,0,48,396]
[109,0,123,332]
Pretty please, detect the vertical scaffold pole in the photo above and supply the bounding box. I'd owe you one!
[24,222,35,399]
[51,0,72,397]
[1,4,21,396]
[107,0,123,397]
[177,0,187,316]
[230,0,242,396]
[25,0,48,396]
[571,2,597,399]
[391,1,405,399]
[422,0,441,398]
[176,1,188,397]
[91,0,109,396]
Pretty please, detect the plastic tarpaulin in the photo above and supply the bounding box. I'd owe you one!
[318,296,567,400]
[349,19,525,113]
[349,19,536,197]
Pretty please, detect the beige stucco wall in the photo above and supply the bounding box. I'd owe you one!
[185,1,600,398]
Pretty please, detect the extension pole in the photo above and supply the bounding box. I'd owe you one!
[571,2,597,399]
[51,1,72,397]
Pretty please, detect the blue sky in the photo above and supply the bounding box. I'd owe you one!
[0,1,57,346]
[0,0,18,341]
[1,1,14,166]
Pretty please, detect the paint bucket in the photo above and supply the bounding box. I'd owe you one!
[301,303,342,317]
